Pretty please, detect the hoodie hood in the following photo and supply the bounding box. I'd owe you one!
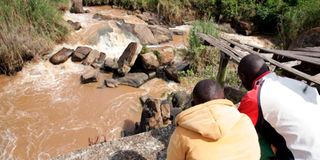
[175,99,241,140]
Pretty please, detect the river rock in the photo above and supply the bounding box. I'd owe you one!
[164,66,180,83]
[49,47,74,65]
[171,91,192,110]
[231,19,254,36]
[137,97,172,133]
[289,27,320,49]
[70,0,84,13]
[148,25,173,44]
[80,69,99,84]
[132,24,158,45]
[104,79,120,88]
[136,12,160,25]
[117,72,149,88]
[140,52,160,70]
[92,13,124,22]
[117,42,142,75]
[91,52,106,68]
[72,46,92,62]
[169,28,185,35]
[104,58,118,70]
[67,20,81,30]
[158,47,175,65]
[82,49,100,65]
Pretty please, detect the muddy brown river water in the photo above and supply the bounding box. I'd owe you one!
[0,6,188,159]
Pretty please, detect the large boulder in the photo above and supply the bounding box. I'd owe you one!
[49,48,74,65]
[67,20,81,30]
[80,69,99,84]
[117,42,142,75]
[82,49,100,65]
[117,72,149,88]
[140,52,160,70]
[70,0,84,13]
[137,97,172,133]
[289,27,320,49]
[72,46,92,62]
[148,25,173,44]
[132,24,158,45]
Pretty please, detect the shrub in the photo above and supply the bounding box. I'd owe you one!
[0,0,69,74]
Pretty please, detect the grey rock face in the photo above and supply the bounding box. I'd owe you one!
[53,125,174,160]
[72,46,92,62]
[49,48,74,65]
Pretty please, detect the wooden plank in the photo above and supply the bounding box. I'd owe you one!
[292,47,320,53]
[221,37,320,85]
[197,33,241,62]
[244,44,320,64]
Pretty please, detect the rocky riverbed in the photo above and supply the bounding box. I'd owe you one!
[0,3,276,160]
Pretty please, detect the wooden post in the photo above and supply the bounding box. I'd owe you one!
[217,51,230,86]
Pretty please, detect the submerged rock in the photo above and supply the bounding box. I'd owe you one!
[67,20,81,30]
[49,47,74,65]
[72,46,92,62]
[117,72,149,88]
[80,69,99,84]
[117,42,142,75]
[104,79,120,88]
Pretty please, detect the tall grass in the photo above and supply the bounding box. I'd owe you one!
[0,0,69,75]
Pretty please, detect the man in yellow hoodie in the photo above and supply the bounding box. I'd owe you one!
[167,79,260,160]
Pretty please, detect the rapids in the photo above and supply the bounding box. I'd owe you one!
[0,6,187,159]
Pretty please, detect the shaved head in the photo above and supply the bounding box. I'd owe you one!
[192,79,224,106]
[238,54,269,90]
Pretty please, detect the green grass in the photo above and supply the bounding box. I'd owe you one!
[179,20,240,88]
[0,0,69,74]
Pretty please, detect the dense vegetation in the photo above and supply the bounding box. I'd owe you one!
[0,0,69,74]
[84,0,320,48]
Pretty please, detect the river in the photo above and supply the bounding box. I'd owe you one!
[0,6,188,159]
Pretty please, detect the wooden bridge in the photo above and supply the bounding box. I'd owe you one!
[197,33,320,86]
